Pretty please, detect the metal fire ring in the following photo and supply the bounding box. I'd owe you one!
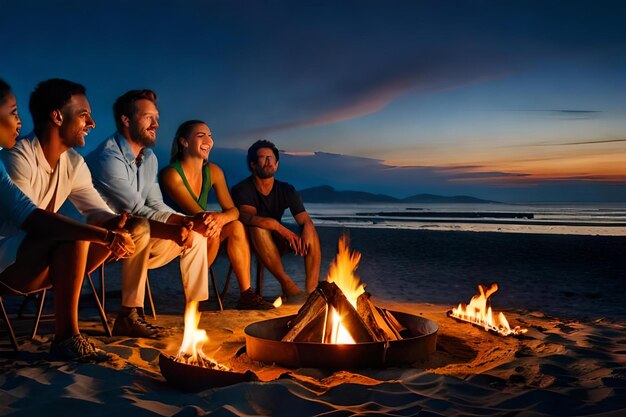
[244,310,438,369]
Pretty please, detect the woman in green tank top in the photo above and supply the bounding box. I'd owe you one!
[159,120,273,310]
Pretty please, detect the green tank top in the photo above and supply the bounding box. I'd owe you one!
[169,160,212,210]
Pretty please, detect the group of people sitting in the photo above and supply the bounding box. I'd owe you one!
[0,78,321,362]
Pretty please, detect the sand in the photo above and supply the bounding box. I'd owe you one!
[1,226,625,416]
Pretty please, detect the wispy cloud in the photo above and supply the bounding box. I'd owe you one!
[494,109,602,120]
[501,109,600,114]
[233,48,515,137]
[551,138,626,146]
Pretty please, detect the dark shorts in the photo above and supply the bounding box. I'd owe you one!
[271,230,296,255]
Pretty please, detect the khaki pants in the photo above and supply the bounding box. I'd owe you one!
[120,228,208,307]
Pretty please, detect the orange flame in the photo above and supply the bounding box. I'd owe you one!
[175,301,228,370]
[325,235,366,343]
[450,283,527,336]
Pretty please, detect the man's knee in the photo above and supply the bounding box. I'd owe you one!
[249,227,281,252]
[306,226,320,248]
[126,217,151,249]
[187,231,208,252]
[248,226,271,241]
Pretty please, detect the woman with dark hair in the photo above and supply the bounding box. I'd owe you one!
[0,79,21,149]
[159,120,273,310]
[0,79,135,361]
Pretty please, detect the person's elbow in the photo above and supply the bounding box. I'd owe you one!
[238,210,253,225]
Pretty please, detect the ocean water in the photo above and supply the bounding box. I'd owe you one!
[286,202,626,235]
[203,202,626,321]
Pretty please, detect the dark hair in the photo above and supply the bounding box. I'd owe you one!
[29,78,86,133]
[170,120,206,163]
[113,89,157,130]
[0,79,13,105]
[246,139,279,171]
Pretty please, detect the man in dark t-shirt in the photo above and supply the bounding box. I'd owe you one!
[231,140,320,300]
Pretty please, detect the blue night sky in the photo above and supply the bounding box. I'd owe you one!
[2,0,626,201]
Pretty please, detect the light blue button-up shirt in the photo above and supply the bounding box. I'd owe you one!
[86,132,175,223]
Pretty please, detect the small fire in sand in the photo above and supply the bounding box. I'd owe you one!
[175,301,228,370]
[325,235,366,344]
[449,283,527,336]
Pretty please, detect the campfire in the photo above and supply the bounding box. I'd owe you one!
[244,235,438,369]
[448,283,527,336]
[159,301,255,391]
[282,236,406,344]
[174,301,228,370]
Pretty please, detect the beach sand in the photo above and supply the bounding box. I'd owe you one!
[1,227,625,416]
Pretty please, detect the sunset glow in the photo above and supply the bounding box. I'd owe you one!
[4,1,625,201]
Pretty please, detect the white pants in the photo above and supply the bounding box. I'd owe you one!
[121,228,209,307]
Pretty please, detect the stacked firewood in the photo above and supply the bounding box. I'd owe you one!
[282,281,406,343]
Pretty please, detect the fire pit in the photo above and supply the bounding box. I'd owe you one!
[159,353,256,391]
[244,236,438,369]
[245,310,437,369]
[159,300,256,391]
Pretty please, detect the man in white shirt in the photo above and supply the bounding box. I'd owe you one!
[0,78,135,362]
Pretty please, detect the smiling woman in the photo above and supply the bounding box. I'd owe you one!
[159,120,274,310]
[0,79,22,149]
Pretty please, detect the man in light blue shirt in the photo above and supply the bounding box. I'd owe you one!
[87,89,213,338]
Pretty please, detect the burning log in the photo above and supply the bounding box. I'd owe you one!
[322,304,335,344]
[282,285,329,342]
[283,282,402,344]
[356,293,400,341]
[377,306,407,336]
[282,236,413,345]
[325,281,376,343]
[283,281,376,343]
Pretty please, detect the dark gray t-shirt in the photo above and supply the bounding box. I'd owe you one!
[231,176,305,222]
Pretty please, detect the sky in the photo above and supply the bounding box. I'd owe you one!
[2,0,626,201]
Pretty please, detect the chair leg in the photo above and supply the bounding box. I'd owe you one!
[99,263,106,311]
[145,277,156,320]
[220,264,233,300]
[255,260,264,296]
[0,295,19,351]
[210,267,224,311]
[17,294,36,318]
[31,289,47,339]
[86,273,112,337]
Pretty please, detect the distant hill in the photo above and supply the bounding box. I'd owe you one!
[300,185,398,203]
[402,193,500,204]
[299,186,499,204]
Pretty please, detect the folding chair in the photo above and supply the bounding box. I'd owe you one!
[92,263,224,316]
[1,269,112,350]
[91,263,156,321]
[28,272,113,339]
[215,260,265,307]
[0,287,47,351]
[210,265,233,311]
